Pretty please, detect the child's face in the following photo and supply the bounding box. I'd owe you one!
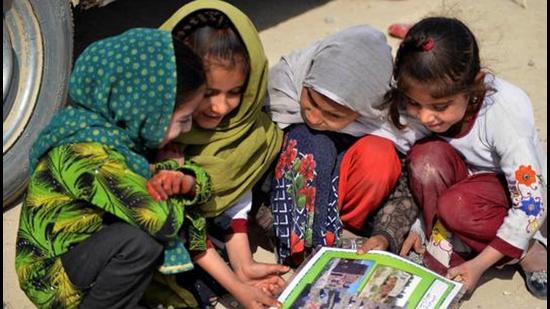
[160,86,206,147]
[299,87,360,132]
[192,58,247,129]
[403,83,469,134]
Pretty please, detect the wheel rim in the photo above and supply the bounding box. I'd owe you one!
[3,21,13,103]
[3,0,44,154]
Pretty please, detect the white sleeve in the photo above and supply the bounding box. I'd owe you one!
[487,88,547,253]
[410,217,427,245]
[218,191,253,221]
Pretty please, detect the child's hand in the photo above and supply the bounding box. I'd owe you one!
[446,259,486,293]
[357,235,390,254]
[156,143,185,165]
[446,246,503,293]
[235,261,289,296]
[232,282,282,309]
[146,170,195,201]
[399,231,425,257]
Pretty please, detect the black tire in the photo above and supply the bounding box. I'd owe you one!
[3,0,73,207]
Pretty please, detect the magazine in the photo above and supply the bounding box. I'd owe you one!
[275,248,464,309]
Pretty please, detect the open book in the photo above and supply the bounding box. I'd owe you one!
[275,248,464,309]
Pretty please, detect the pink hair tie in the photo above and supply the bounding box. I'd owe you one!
[422,38,434,51]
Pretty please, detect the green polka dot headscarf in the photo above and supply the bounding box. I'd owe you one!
[30,28,178,177]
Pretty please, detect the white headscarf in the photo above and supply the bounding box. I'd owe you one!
[266,25,429,153]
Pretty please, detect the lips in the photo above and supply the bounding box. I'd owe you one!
[427,123,446,131]
[203,112,222,120]
[426,122,442,128]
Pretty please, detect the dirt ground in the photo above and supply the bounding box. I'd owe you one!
[3,0,547,308]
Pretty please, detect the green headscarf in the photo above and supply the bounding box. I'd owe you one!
[161,0,283,217]
[29,28,178,178]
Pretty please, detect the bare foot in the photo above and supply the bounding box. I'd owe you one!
[520,240,547,272]
[388,23,413,39]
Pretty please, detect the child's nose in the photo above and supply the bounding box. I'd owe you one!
[210,95,231,115]
[306,109,323,126]
[418,109,435,125]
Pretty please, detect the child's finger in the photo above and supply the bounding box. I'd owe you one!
[357,244,367,255]
[151,178,168,200]
[161,175,173,196]
[257,292,280,308]
[266,283,283,296]
[413,239,425,254]
[171,175,181,194]
[399,235,415,257]
[275,265,290,276]
[180,175,195,194]
[446,266,463,280]
[259,263,291,277]
[266,275,286,290]
[147,181,166,201]
[146,182,162,201]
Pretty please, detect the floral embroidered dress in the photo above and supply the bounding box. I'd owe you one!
[435,77,547,258]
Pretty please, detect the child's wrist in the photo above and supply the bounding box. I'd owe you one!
[372,234,390,250]
[474,246,505,270]
[233,258,255,280]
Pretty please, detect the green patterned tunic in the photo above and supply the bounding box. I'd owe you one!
[16,143,210,308]
[15,28,210,308]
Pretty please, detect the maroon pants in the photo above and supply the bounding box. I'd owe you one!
[407,139,514,272]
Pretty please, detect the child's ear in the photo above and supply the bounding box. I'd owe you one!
[474,71,485,84]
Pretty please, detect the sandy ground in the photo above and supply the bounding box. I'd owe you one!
[3,0,547,308]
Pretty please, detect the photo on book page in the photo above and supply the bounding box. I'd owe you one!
[274,248,464,309]
[358,265,422,307]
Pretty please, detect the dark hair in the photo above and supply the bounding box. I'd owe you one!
[172,35,206,106]
[173,10,250,75]
[387,17,491,129]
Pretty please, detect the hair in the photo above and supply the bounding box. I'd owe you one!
[173,10,250,75]
[172,35,206,106]
[386,17,492,129]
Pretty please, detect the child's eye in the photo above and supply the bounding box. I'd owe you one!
[309,99,319,108]
[326,112,343,119]
[433,104,449,112]
[406,98,420,107]
[205,89,217,97]
[229,88,244,96]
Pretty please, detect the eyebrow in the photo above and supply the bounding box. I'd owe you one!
[406,95,453,106]
[208,84,245,91]
[307,88,346,115]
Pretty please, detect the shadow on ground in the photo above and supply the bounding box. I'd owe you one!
[74,0,328,57]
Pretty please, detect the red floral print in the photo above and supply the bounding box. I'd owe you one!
[299,186,316,212]
[275,139,299,180]
[290,231,304,253]
[299,154,316,181]
[515,165,537,187]
[325,231,335,246]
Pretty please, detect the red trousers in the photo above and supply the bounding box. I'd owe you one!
[408,139,520,272]
[338,135,401,232]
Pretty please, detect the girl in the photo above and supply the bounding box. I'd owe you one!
[16,28,213,308]
[390,17,547,298]
[153,0,288,307]
[266,25,429,266]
